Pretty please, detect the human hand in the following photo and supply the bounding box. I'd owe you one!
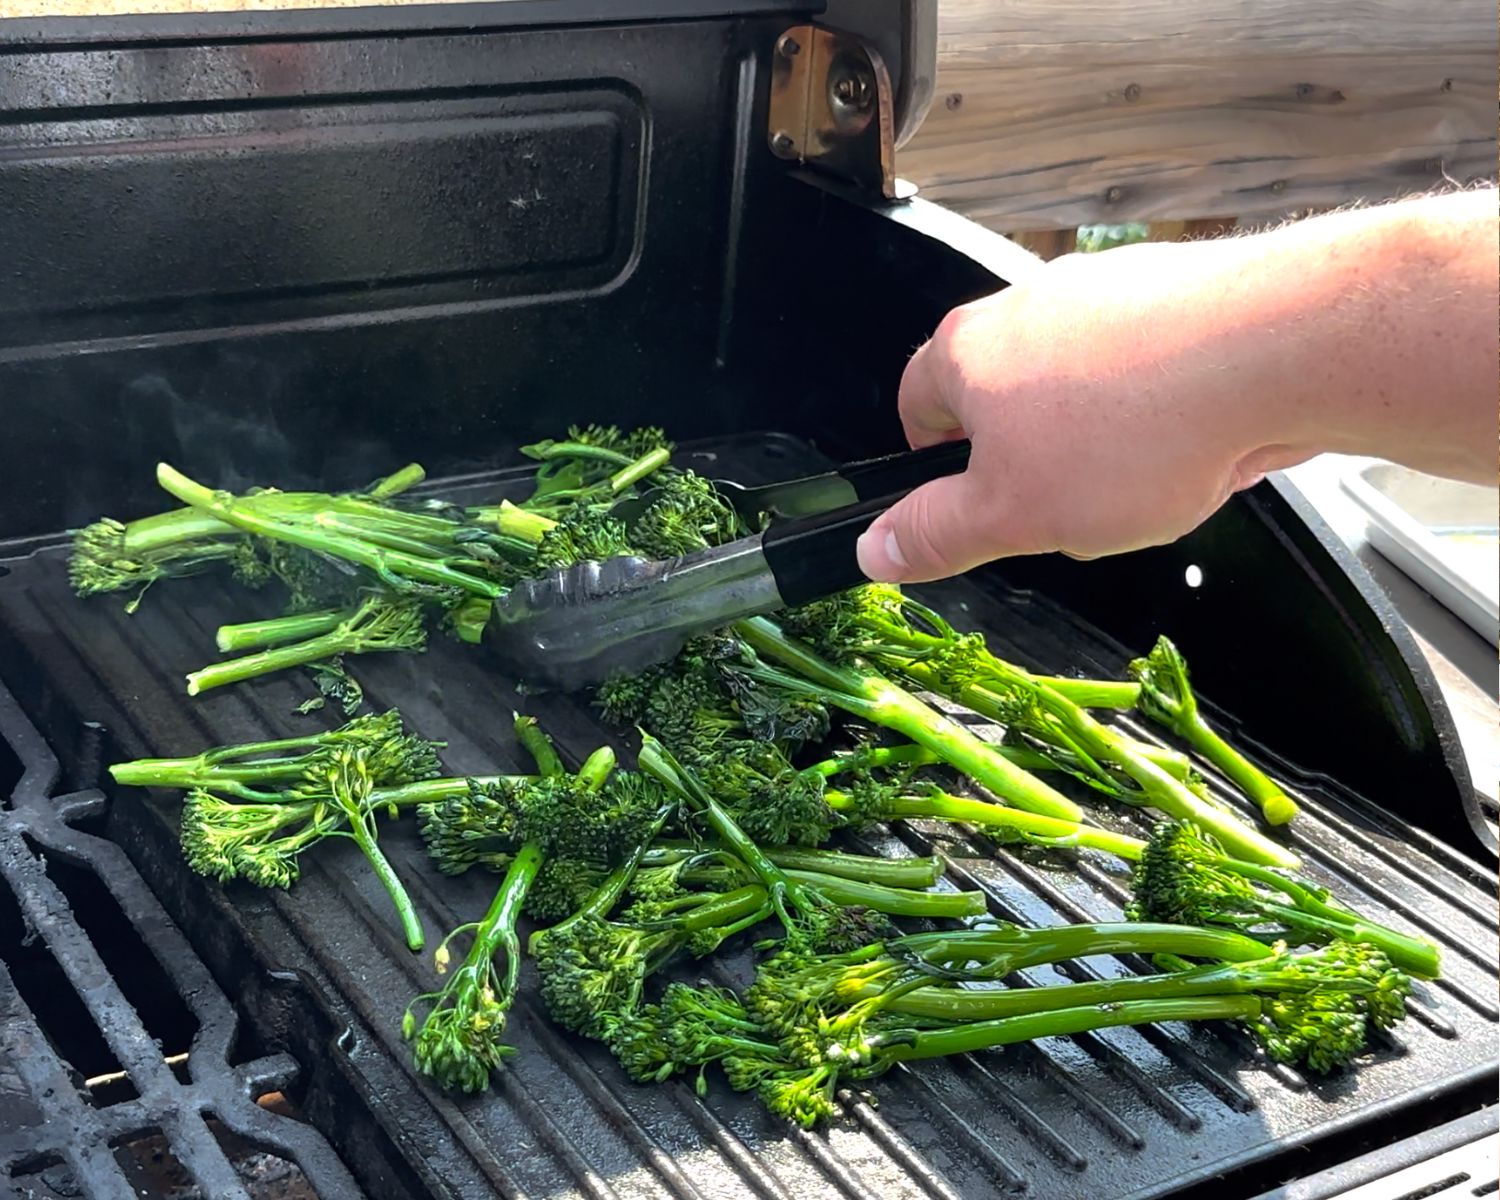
[854,240,1312,583]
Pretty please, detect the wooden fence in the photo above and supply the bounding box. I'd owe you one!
[898,0,1498,253]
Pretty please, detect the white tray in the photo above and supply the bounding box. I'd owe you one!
[1340,462,1498,644]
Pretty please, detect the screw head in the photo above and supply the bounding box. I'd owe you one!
[830,71,872,111]
[1295,82,1314,99]
[771,131,796,154]
[945,92,963,110]
[1123,83,1141,102]
[1441,77,1454,91]
[1270,179,1287,193]
[777,34,801,58]
[1104,185,1124,204]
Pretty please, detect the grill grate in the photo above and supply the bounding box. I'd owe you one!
[0,687,358,1199]
[0,433,1494,1200]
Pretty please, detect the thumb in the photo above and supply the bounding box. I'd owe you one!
[855,472,1004,584]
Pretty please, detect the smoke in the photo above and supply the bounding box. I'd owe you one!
[129,350,401,497]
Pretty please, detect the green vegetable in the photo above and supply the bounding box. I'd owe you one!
[732,617,1085,824]
[715,924,1408,1126]
[186,595,427,696]
[110,710,442,800]
[406,715,623,1091]
[69,463,429,607]
[179,745,424,950]
[638,735,897,953]
[817,772,1436,979]
[1129,821,1439,978]
[1036,636,1298,825]
[216,608,349,653]
[776,589,1296,867]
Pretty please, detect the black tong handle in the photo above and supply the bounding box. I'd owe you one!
[837,439,971,501]
[762,440,972,607]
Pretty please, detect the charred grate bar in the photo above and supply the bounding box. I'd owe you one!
[0,682,360,1200]
[0,435,1494,1200]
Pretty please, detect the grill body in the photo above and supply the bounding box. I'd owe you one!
[0,4,1495,1198]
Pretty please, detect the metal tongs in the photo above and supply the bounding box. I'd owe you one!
[484,440,971,690]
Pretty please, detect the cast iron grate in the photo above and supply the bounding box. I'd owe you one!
[0,433,1494,1200]
[0,682,359,1199]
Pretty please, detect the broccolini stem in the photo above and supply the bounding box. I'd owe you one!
[187,596,426,696]
[1038,684,1298,867]
[320,497,476,541]
[216,608,350,653]
[674,884,776,934]
[477,842,545,997]
[734,618,1083,824]
[1033,677,1140,708]
[892,921,1272,977]
[1044,660,1298,826]
[779,871,985,919]
[366,463,427,501]
[309,514,456,560]
[817,742,1050,776]
[576,745,618,792]
[1248,902,1441,979]
[923,668,1298,869]
[1212,858,1441,979]
[533,441,636,467]
[875,996,1264,1064]
[643,843,944,889]
[824,788,1149,861]
[108,506,239,554]
[671,864,980,918]
[187,631,356,695]
[767,848,942,889]
[639,737,807,905]
[862,960,1269,1022]
[609,447,672,493]
[325,753,423,952]
[111,728,361,790]
[515,715,566,779]
[493,501,557,545]
[156,463,504,598]
[1178,715,1300,826]
[805,744,940,776]
[112,757,306,793]
[344,808,425,952]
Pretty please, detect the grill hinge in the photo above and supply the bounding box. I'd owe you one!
[767,24,902,200]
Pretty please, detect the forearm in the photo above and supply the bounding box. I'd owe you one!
[1181,188,1497,484]
[859,187,1495,583]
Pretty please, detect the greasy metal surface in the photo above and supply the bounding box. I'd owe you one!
[0,434,1494,1200]
[0,683,359,1197]
[767,24,897,196]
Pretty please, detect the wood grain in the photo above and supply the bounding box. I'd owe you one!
[900,0,1498,231]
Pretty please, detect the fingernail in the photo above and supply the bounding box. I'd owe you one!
[856,526,907,582]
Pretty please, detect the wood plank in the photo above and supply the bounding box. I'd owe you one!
[901,0,1498,230]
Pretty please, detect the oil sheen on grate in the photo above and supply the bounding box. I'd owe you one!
[0,434,1494,1200]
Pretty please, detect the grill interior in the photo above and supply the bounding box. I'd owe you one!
[0,433,1494,1200]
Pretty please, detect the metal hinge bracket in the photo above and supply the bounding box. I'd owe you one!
[767,24,898,200]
